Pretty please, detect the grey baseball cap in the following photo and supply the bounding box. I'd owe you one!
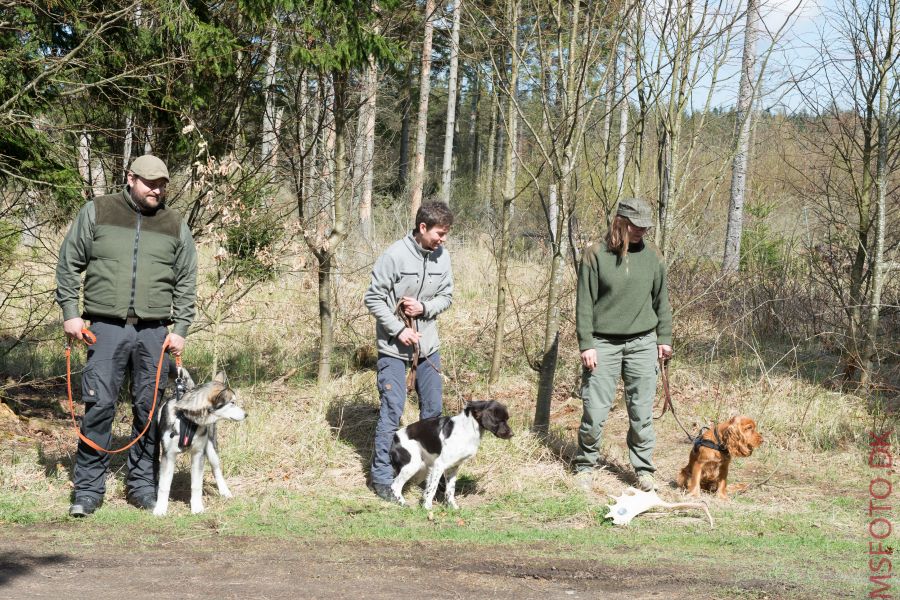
[616,197,653,228]
[129,154,169,181]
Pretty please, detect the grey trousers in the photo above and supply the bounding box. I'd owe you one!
[572,331,659,476]
[370,352,442,485]
[73,318,169,500]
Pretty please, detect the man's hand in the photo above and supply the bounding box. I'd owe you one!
[581,348,597,371]
[399,296,424,317]
[63,317,86,341]
[165,333,186,356]
[397,327,421,347]
[658,344,673,360]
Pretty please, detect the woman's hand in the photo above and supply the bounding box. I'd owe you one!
[581,348,597,371]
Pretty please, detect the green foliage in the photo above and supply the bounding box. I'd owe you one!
[0,221,20,266]
[285,0,403,72]
[223,183,281,281]
[740,201,785,273]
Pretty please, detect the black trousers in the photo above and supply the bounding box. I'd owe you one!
[73,319,169,500]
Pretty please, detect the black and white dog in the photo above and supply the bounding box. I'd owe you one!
[154,368,246,516]
[389,400,513,509]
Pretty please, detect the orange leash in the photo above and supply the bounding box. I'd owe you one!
[65,327,171,454]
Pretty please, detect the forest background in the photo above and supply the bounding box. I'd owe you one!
[0,0,897,596]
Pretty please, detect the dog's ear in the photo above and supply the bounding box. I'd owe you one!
[213,371,228,385]
[213,387,237,409]
[722,417,753,457]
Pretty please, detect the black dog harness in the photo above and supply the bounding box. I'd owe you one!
[172,371,199,450]
[693,426,729,455]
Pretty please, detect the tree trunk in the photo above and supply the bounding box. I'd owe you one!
[547,184,558,244]
[410,0,436,219]
[123,112,134,181]
[358,51,378,245]
[535,0,581,434]
[440,0,462,205]
[722,0,760,274]
[469,68,481,178]
[601,56,616,175]
[483,72,499,204]
[78,131,106,199]
[144,122,153,154]
[861,6,895,386]
[489,0,519,385]
[317,74,350,384]
[616,36,632,197]
[535,163,571,434]
[261,24,280,171]
[397,62,413,192]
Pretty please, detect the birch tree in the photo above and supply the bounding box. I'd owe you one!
[721,0,761,274]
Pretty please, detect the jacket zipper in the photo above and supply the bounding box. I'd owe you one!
[129,212,142,313]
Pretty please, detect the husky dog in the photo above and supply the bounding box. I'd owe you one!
[154,368,246,516]
[389,400,513,509]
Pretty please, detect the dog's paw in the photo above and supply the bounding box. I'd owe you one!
[447,498,459,510]
[422,500,433,510]
[152,505,168,517]
[190,501,205,514]
[220,490,233,499]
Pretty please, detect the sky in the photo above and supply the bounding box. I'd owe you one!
[708,0,839,112]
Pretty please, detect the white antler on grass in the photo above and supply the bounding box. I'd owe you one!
[605,488,714,528]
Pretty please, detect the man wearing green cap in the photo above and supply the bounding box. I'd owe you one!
[572,197,673,494]
[56,154,198,517]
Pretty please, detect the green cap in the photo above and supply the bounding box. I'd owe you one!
[129,154,169,181]
[616,197,653,228]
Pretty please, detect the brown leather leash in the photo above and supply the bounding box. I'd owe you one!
[65,327,172,454]
[395,301,445,394]
[654,356,694,443]
[395,303,419,393]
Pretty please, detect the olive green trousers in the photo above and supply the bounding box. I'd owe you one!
[572,331,658,476]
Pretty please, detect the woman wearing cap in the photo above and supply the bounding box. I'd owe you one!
[571,197,673,493]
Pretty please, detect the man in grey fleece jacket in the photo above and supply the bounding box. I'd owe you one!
[364,201,454,503]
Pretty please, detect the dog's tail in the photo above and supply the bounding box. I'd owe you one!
[388,433,409,477]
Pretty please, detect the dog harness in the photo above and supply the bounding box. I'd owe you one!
[693,426,729,455]
[172,372,199,450]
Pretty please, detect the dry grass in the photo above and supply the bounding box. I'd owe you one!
[0,234,888,528]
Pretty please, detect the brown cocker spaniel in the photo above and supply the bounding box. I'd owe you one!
[676,416,763,499]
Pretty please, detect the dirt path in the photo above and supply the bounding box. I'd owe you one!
[0,525,805,599]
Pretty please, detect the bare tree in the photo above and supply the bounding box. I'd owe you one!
[482,0,632,432]
[793,0,900,384]
[440,0,463,204]
[722,0,761,274]
[410,0,437,219]
[488,0,520,385]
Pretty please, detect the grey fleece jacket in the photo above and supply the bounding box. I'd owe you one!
[364,233,453,361]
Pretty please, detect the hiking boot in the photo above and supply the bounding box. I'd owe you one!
[637,473,656,492]
[372,483,401,505]
[127,491,157,511]
[574,471,594,494]
[69,495,102,518]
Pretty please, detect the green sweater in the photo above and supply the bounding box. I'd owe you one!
[576,240,673,351]
[55,189,198,338]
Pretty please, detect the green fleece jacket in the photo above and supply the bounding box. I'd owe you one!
[55,189,198,338]
[576,240,673,351]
